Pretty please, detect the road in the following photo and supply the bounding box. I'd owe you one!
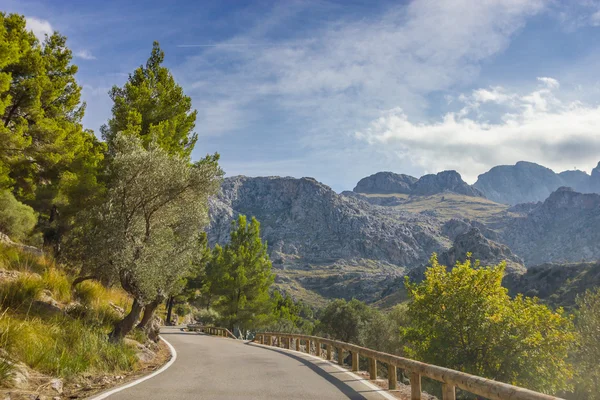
[105,326,392,400]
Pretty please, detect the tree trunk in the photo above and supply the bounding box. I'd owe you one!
[165,295,174,325]
[137,297,162,330]
[71,275,97,289]
[109,298,143,342]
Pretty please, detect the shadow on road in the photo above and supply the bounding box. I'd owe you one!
[245,342,375,400]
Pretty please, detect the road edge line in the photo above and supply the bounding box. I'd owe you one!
[87,335,177,400]
[248,341,396,400]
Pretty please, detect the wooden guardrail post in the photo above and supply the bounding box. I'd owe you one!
[259,335,264,344]
[442,383,456,400]
[306,339,311,354]
[326,344,332,360]
[315,341,321,357]
[337,347,344,365]
[270,335,274,346]
[294,337,299,351]
[410,372,421,400]
[351,351,359,372]
[285,337,290,349]
[369,358,377,380]
[388,364,397,390]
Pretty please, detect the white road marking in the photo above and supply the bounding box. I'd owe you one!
[87,335,177,400]
[249,341,397,400]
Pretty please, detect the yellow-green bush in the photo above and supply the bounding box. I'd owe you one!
[0,244,50,274]
[0,190,36,242]
[74,280,105,306]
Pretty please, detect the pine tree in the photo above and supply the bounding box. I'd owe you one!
[101,41,198,158]
[208,215,275,332]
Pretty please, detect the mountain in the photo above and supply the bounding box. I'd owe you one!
[474,161,600,204]
[500,187,600,265]
[354,170,483,197]
[353,172,417,194]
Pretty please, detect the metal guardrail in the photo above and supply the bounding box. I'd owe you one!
[254,332,563,400]
[187,324,237,339]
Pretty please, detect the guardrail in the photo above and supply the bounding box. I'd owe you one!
[254,332,562,400]
[187,324,237,339]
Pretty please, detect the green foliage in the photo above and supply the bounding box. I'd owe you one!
[74,280,106,306]
[403,254,576,394]
[0,243,49,274]
[41,268,71,303]
[315,298,374,344]
[205,215,275,331]
[0,190,36,241]
[0,313,136,378]
[193,308,220,326]
[0,274,43,309]
[265,290,314,334]
[571,288,600,399]
[101,41,197,158]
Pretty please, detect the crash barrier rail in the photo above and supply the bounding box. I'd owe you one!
[254,332,562,400]
[187,324,237,339]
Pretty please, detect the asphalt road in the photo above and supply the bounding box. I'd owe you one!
[105,326,392,400]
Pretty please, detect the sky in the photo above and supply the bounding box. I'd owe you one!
[5,0,600,191]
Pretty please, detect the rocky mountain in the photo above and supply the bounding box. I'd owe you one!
[208,176,447,267]
[500,187,600,265]
[354,170,483,198]
[474,161,600,204]
[353,172,417,194]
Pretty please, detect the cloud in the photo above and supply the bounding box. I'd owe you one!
[178,0,547,139]
[356,78,600,183]
[25,16,53,42]
[75,50,96,60]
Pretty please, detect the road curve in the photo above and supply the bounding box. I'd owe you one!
[104,326,392,400]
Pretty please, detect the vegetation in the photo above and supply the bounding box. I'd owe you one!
[403,255,576,394]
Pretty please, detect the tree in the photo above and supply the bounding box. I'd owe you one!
[206,215,274,332]
[571,288,600,399]
[315,298,376,344]
[0,190,36,241]
[68,133,222,340]
[0,13,106,250]
[101,41,197,158]
[403,254,576,394]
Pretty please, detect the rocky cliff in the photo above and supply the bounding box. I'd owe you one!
[353,170,482,197]
[501,187,600,265]
[208,176,447,267]
[474,161,600,204]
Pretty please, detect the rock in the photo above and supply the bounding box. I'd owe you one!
[0,232,43,257]
[5,360,30,389]
[108,302,125,317]
[474,161,600,205]
[353,172,417,194]
[501,188,600,265]
[135,347,156,363]
[123,338,144,349]
[410,170,484,197]
[146,316,161,343]
[50,378,63,394]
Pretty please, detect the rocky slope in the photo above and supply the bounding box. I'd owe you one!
[208,176,447,267]
[474,161,600,204]
[500,187,600,265]
[353,170,482,197]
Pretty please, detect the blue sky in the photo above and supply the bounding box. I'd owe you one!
[5,0,600,191]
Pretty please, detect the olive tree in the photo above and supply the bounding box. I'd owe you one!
[70,133,222,340]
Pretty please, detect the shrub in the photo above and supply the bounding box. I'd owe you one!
[0,191,36,242]
[0,274,43,309]
[193,308,220,325]
[74,280,105,306]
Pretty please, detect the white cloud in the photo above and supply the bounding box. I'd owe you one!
[25,17,53,42]
[538,77,560,89]
[356,78,600,183]
[178,0,547,138]
[75,50,96,60]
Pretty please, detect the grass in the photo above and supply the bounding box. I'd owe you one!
[0,274,43,309]
[42,268,71,303]
[0,313,137,379]
[0,244,51,274]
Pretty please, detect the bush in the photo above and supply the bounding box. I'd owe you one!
[0,274,43,309]
[193,308,220,325]
[74,280,105,306]
[0,191,37,242]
